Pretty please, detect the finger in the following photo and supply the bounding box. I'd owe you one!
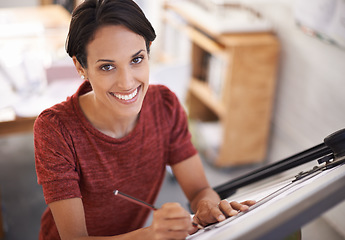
[218,199,238,217]
[241,200,256,207]
[191,219,203,230]
[163,229,190,240]
[153,226,190,240]
[193,214,209,227]
[156,204,191,224]
[189,218,203,235]
[230,201,249,212]
[165,218,194,231]
[189,225,199,235]
[210,203,226,222]
[152,214,194,239]
[192,215,205,228]
[161,202,191,219]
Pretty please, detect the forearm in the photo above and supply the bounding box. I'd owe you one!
[68,227,153,240]
[190,187,221,213]
[70,203,195,240]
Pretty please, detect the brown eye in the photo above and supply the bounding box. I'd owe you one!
[132,56,143,64]
[101,64,115,71]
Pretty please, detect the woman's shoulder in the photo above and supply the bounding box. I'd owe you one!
[34,97,74,134]
[144,84,185,124]
[35,81,89,128]
[148,83,171,94]
[147,84,179,106]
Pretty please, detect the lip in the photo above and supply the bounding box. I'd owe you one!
[109,85,141,104]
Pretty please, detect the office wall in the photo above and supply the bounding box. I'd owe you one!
[250,0,345,236]
[252,0,345,159]
[0,0,38,8]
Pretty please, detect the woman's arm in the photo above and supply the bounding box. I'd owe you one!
[49,198,194,240]
[49,198,89,239]
[171,154,255,226]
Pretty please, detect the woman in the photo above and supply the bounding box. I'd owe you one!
[34,0,255,239]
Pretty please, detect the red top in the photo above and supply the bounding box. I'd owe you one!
[34,81,197,239]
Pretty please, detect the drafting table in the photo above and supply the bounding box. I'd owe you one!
[189,128,345,240]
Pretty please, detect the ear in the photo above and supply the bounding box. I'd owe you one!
[72,56,87,80]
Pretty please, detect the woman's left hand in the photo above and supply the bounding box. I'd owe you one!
[193,199,256,227]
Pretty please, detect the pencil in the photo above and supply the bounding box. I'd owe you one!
[114,189,157,210]
[113,189,200,228]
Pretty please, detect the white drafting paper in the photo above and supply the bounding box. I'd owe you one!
[187,166,335,240]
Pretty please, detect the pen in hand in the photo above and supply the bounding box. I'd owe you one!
[114,189,157,210]
[113,189,200,228]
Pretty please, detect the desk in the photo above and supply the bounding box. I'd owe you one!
[0,5,71,136]
[0,117,37,136]
[0,5,71,238]
[0,4,71,29]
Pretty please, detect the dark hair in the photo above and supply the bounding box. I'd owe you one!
[66,0,156,68]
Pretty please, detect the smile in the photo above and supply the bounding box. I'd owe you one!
[110,86,139,101]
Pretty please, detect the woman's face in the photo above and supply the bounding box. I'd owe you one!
[80,24,150,119]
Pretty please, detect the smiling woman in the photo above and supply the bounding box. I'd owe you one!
[75,24,150,135]
[33,1,255,240]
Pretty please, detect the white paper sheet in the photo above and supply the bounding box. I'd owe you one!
[187,165,337,240]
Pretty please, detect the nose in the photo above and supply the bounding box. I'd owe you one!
[116,67,135,90]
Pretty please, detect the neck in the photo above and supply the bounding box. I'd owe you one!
[101,115,138,139]
[79,92,139,139]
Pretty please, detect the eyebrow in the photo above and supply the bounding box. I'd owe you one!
[96,49,145,63]
[132,49,145,58]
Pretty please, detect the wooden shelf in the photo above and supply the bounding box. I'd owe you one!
[163,10,225,55]
[189,78,225,119]
[163,2,280,166]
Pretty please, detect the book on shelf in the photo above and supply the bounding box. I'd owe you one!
[207,54,227,99]
[195,49,227,100]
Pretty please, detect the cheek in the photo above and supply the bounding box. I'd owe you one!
[135,64,150,84]
[137,69,149,95]
[88,69,112,87]
[86,75,111,97]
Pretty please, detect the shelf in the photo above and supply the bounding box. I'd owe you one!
[163,2,279,166]
[189,78,225,119]
[163,8,224,55]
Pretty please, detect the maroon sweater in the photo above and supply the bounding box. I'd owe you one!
[34,82,197,239]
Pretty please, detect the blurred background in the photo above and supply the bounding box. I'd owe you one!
[0,0,344,239]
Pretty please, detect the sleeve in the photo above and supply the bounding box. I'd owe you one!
[34,110,82,204]
[159,85,198,166]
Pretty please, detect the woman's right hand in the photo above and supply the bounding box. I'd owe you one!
[150,202,196,240]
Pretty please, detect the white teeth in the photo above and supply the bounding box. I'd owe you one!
[113,88,138,100]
